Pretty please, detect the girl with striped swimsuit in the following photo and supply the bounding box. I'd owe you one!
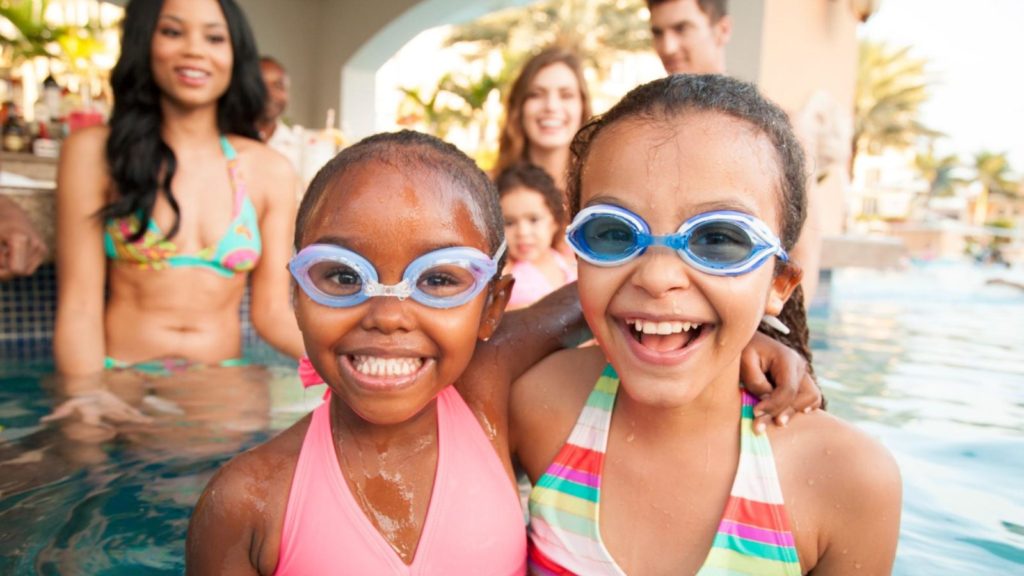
[511,75,902,575]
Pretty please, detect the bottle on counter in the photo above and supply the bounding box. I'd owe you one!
[42,76,62,122]
[2,103,29,153]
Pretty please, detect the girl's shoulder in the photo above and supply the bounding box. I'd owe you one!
[221,410,311,481]
[196,412,312,528]
[510,346,606,475]
[188,412,313,573]
[771,409,900,490]
[769,410,902,568]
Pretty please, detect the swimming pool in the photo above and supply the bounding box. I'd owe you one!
[1,262,1021,574]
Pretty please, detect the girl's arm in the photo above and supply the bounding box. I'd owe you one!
[54,127,111,376]
[248,149,305,359]
[740,331,822,432]
[482,281,586,382]
[186,457,264,575]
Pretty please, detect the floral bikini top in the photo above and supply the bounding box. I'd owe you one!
[103,136,262,278]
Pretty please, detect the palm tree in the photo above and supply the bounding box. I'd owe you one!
[973,151,1016,198]
[914,147,961,198]
[399,0,651,150]
[969,151,1018,226]
[445,0,650,77]
[853,40,941,174]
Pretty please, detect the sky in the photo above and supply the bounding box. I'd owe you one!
[860,0,1024,172]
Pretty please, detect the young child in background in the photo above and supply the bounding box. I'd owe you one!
[513,75,902,575]
[186,130,822,575]
[497,163,577,309]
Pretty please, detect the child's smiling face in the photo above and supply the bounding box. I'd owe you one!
[295,157,509,425]
[576,111,798,408]
[501,186,560,262]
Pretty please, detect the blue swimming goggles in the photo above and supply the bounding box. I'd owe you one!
[566,204,787,276]
[289,240,506,309]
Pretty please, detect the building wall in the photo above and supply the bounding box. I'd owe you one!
[240,0,533,135]
[238,0,324,129]
[758,0,858,113]
[748,0,861,239]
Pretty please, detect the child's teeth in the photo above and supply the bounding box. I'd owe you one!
[631,319,700,335]
[352,356,422,377]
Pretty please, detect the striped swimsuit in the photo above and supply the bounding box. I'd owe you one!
[528,364,802,575]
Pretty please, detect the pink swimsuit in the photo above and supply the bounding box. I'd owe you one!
[507,249,577,309]
[273,386,527,575]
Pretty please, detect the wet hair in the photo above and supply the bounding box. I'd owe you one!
[646,0,728,23]
[494,46,593,180]
[296,130,506,269]
[100,0,266,241]
[495,162,567,228]
[567,74,813,368]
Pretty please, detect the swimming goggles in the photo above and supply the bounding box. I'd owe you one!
[565,204,787,276]
[289,240,506,309]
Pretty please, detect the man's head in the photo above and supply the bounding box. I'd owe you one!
[259,56,290,124]
[647,0,731,75]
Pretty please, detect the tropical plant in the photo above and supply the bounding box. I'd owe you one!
[397,0,653,159]
[0,0,68,63]
[445,0,650,79]
[1,0,109,73]
[853,40,942,173]
[396,79,460,136]
[914,147,962,198]
[973,151,1017,198]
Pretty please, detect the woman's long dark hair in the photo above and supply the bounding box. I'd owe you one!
[100,0,266,241]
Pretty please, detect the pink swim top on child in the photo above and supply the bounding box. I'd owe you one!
[273,386,527,575]
[507,248,577,309]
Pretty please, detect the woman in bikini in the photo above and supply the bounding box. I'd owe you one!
[54,0,302,379]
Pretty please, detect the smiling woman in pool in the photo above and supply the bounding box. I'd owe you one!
[54,0,303,381]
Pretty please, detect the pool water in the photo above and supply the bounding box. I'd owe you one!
[1,262,1022,574]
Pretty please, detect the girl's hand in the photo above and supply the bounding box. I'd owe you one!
[739,331,822,434]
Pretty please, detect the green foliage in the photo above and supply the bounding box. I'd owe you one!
[973,150,1018,198]
[398,0,651,146]
[0,0,68,61]
[1,0,109,71]
[446,0,650,68]
[854,40,942,170]
[913,147,962,198]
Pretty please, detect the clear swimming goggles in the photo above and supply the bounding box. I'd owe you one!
[289,240,506,309]
[565,204,787,276]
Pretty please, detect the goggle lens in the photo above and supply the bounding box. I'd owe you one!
[579,215,639,261]
[688,220,755,266]
[307,261,363,298]
[414,262,487,300]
